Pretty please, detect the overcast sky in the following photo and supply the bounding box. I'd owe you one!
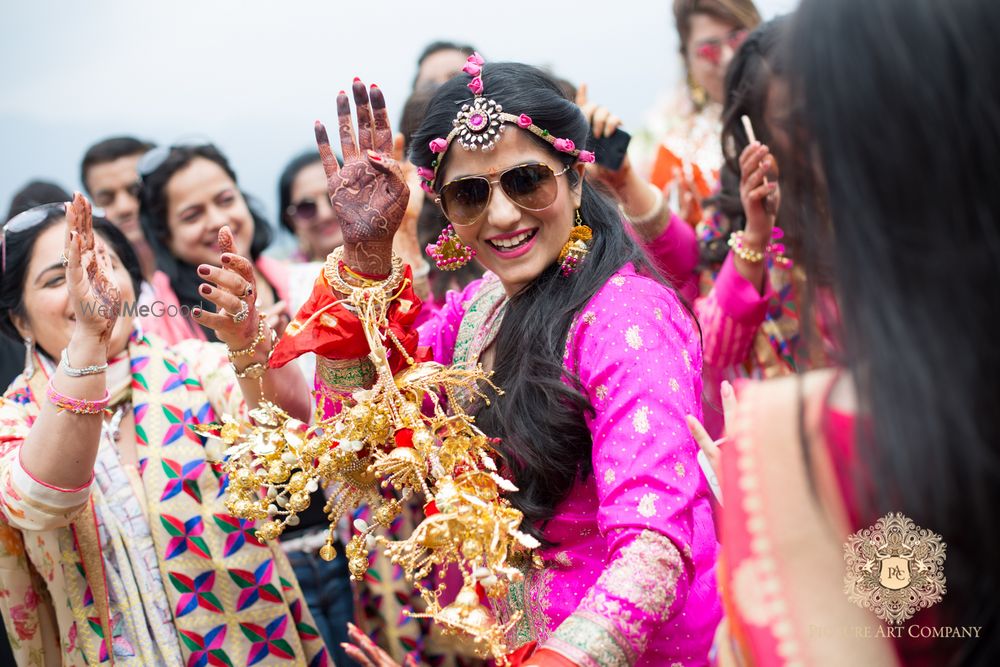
[0,0,797,224]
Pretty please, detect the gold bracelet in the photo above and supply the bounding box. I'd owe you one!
[727,231,766,263]
[227,313,267,360]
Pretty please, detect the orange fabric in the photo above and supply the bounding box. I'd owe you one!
[270,264,423,376]
[649,144,714,199]
[525,648,577,667]
[504,642,578,667]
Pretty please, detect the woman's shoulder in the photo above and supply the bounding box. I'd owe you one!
[583,264,693,331]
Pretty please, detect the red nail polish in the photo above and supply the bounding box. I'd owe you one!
[193,308,201,318]
[338,90,346,96]
[200,285,211,295]
[353,76,361,82]
[221,255,231,264]
[367,150,381,161]
[197,266,210,276]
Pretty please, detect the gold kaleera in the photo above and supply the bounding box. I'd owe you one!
[193,249,537,662]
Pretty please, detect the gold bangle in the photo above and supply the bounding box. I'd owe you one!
[227,313,267,360]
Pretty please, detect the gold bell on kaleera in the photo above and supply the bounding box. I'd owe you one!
[437,585,495,638]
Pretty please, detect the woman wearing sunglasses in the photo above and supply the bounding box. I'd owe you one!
[249,59,717,666]
[0,198,329,665]
[279,151,345,263]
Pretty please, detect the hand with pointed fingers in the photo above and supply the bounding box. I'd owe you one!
[193,226,265,354]
[739,141,781,245]
[315,79,408,276]
[64,192,122,345]
[342,622,418,667]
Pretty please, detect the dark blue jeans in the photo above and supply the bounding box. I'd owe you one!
[286,547,358,667]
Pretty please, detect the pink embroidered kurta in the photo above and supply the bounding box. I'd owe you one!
[418,265,721,666]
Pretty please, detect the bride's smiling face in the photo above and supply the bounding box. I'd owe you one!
[438,129,584,296]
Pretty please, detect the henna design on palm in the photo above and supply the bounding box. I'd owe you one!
[315,79,408,276]
[66,193,122,343]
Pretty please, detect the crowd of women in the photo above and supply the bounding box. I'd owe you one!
[0,0,996,665]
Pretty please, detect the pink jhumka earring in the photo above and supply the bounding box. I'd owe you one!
[426,225,477,271]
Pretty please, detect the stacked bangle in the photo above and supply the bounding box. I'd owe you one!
[227,313,268,360]
[60,348,108,377]
[620,184,666,226]
[46,380,109,415]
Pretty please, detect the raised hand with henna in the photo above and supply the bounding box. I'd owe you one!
[65,192,122,347]
[193,226,261,353]
[315,78,409,277]
[194,226,311,420]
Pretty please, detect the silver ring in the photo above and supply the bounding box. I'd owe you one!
[60,252,69,267]
[231,299,249,324]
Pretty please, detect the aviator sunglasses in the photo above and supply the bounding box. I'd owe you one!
[1,202,70,272]
[436,162,570,226]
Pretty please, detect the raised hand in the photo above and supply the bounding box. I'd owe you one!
[739,141,780,244]
[64,192,122,345]
[315,79,409,277]
[575,83,631,192]
[194,226,263,353]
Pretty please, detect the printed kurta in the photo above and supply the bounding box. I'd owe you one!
[0,332,329,667]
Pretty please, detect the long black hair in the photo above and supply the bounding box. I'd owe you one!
[0,207,142,352]
[410,63,662,540]
[139,144,272,340]
[786,1,1000,661]
[702,16,789,264]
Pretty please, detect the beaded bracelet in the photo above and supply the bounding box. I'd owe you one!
[227,313,268,360]
[60,348,108,377]
[46,379,110,415]
[727,231,767,263]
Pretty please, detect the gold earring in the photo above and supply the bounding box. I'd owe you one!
[559,210,592,277]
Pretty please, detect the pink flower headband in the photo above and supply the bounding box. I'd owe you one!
[418,53,595,195]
